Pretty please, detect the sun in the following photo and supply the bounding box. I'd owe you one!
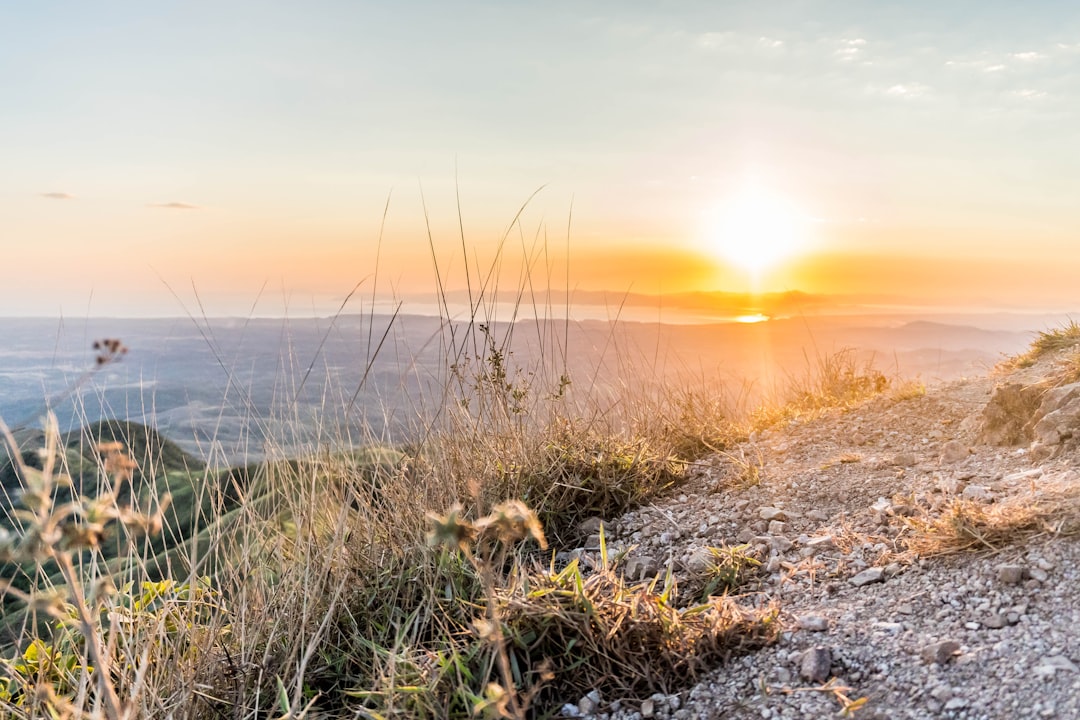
[707,183,807,285]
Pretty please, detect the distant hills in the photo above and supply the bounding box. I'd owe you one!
[0,311,1053,468]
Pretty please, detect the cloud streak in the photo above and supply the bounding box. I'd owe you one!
[40,192,75,200]
[148,202,200,210]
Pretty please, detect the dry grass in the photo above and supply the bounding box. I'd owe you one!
[498,560,780,705]
[0,201,914,718]
[748,349,890,433]
[1007,319,1080,370]
[900,480,1080,558]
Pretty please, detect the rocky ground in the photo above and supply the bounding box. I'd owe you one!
[559,348,1080,719]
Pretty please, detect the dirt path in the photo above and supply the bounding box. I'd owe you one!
[566,351,1080,719]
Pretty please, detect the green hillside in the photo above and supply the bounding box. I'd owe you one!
[0,419,410,652]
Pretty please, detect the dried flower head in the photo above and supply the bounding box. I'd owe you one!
[474,500,548,550]
[92,338,128,366]
[426,504,477,552]
[97,441,137,484]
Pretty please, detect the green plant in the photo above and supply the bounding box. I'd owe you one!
[700,544,764,599]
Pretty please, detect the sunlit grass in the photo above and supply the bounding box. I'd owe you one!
[0,204,910,718]
[1008,318,1080,370]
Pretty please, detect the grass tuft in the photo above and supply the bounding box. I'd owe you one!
[900,483,1080,558]
[1008,319,1080,369]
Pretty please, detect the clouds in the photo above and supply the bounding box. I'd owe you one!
[883,82,930,99]
[835,38,866,62]
[35,193,202,210]
[148,202,200,210]
[1010,51,1046,62]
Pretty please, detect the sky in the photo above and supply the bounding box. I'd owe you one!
[2,1,1079,316]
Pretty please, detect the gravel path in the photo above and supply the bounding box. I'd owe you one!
[560,352,1080,719]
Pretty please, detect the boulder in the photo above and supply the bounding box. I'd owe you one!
[977,383,1043,446]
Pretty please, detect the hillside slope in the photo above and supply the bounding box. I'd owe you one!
[567,347,1080,719]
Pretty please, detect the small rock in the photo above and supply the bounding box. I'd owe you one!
[940,440,970,464]
[768,520,787,535]
[806,509,829,522]
[1029,567,1050,583]
[873,621,904,634]
[871,497,892,513]
[769,536,793,553]
[964,621,980,630]
[577,517,604,536]
[921,640,961,665]
[640,698,655,718]
[684,547,714,574]
[577,690,601,715]
[892,452,918,467]
[960,484,994,502]
[997,564,1026,585]
[944,698,969,711]
[759,507,788,521]
[1004,468,1043,483]
[800,646,832,683]
[849,567,884,587]
[805,535,836,552]
[1034,655,1079,677]
[984,614,1008,629]
[799,615,829,632]
[560,704,582,717]
[624,555,659,582]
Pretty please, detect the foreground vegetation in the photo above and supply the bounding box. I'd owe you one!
[0,241,922,719]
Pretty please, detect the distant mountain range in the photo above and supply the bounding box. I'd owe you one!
[0,311,1050,466]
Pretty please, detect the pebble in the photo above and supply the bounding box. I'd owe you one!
[624,555,659,582]
[849,567,884,587]
[578,690,601,715]
[798,615,829,632]
[800,647,832,683]
[997,564,1026,585]
[578,517,604,536]
[1029,567,1050,583]
[684,547,713,574]
[892,452,918,467]
[1034,656,1079,677]
[759,507,788,521]
[921,640,961,665]
[961,484,994,501]
[940,440,970,463]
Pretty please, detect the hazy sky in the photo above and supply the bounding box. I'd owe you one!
[3,1,1079,316]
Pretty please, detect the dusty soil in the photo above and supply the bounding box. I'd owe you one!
[564,350,1080,719]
